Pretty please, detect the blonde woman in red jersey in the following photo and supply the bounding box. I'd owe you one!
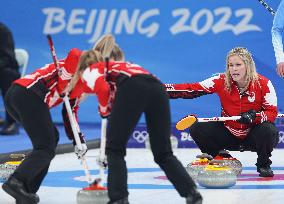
[65,35,202,204]
[166,47,279,177]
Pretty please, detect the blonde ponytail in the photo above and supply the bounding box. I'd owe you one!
[93,34,115,58]
[93,34,124,61]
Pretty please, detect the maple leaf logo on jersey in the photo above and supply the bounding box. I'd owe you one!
[264,81,277,106]
[247,92,255,102]
[82,67,103,90]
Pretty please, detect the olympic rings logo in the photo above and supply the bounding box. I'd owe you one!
[132,130,149,143]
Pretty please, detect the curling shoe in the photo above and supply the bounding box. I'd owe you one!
[108,197,129,204]
[257,166,274,177]
[186,188,202,204]
[0,122,19,135]
[2,177,39,204]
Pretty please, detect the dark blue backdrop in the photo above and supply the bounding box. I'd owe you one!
[0,0,283,123]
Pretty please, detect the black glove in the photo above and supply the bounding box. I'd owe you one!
[72,132,86,146]
[237,109,256,124]
[100,113,109,119]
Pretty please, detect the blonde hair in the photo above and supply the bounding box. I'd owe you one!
[66,50,103,93]
[65,34,124,94]
[93,34,125,61]
[225,47,258,92]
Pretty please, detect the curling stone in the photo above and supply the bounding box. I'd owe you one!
[186,153,213,179]
[9,153,25,161]
[77,181,108,204]
[213,150,242,176]
[145,135,178,149]
[197,161,237,189]
[0,154,25,182]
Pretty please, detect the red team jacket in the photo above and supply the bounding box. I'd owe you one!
[166,74,278,139]
[14,48,150,139]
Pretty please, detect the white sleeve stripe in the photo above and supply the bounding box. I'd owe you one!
[60,67,73,80]
[260,111,268,123]
[27,69,57,89]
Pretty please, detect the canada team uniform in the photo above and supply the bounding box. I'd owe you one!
[5,51,201,202]
[78,61,198,203]
[166,73,278,139]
